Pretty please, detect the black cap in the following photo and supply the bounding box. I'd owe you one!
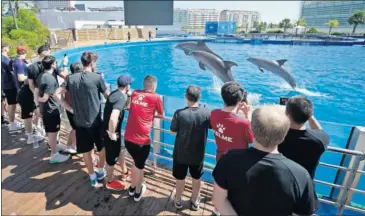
[117,75,133,87]
[37,45,50,55]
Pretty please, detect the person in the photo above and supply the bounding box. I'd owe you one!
[212,105,317,216]
[14,46,45,144]
[148,31,152,41]
[36,56,69,163]
[124,75,164,202]
[210,81,254,161]
[55,51,109,187]
[1,91,9,126]
[127,32,131,42]
[103,75,132,191]
[1,44,22,131]
[63,62,83,155]
[170,86,210,210]
[279,96,330,209]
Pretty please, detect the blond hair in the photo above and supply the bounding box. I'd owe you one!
[251,105,290,148]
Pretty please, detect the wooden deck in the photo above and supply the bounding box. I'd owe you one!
[1,122,215,215]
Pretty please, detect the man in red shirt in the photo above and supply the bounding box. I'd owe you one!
[210,81,254,161]
[124,75,164,202]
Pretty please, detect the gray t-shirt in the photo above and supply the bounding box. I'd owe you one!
[62,71,107,128]
[37,72,60,115]
[170,106,211,165]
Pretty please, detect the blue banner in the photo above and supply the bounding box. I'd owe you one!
[205,21,218,34]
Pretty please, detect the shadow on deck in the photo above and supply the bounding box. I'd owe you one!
[1,125,214,215]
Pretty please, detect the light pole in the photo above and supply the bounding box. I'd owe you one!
[8,0,18,29]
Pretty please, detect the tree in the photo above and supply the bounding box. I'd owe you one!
[296,18,306,27]
[306,27,319,34]
[253,21,259,28]
[328,19,339,35]
[348,10,365,35]
[279,18,292,33]
[256,22,266,32]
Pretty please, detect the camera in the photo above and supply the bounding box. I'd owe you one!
[279,97,289,105]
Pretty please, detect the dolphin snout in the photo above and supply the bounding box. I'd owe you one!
[175,44,182,49]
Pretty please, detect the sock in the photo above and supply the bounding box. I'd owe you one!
[90,172,97,180]
[97,167,104,173]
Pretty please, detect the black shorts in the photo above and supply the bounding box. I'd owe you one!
[173,161,204,180]
[43,112,61,133]
[17,85,35,119]
[66,111,76,130]
[3,88,17,105]
[76,121,104,154]
[104,134,124,166]
[125,140,150,170]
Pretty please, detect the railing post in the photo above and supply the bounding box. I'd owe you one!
[152,95,163,173]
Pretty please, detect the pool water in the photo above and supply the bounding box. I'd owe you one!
[62,41,365,210]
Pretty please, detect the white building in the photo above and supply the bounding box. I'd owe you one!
[187,9,219,28]
[219,10,260,28]
[174,8,188,26]
[35,0,75,10]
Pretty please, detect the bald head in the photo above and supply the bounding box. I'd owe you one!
[251,105,290,148]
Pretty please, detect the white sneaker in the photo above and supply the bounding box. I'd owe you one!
[50,152,69,164]
[8,122,24,133]
[64,147,77,154]
[37,126,46,136]
[33,134,45,143]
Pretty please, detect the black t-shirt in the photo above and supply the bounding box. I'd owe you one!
[213,148,317,216]
[103,90,127,133]
[27,61,61,87]
[279,128,330,179]
[36,72,60,115]
[62,71,107,128]
[170,106,211,165]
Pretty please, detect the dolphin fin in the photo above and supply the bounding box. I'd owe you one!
[199,62,206,70]
[259,67,264,73]
[276,59,287,66]
[184,50,190,55]
[197,40,206,47]
[223,61,238,69]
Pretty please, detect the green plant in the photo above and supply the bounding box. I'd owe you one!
[331,32,346,36]
[328,19,339,35]
[348,10,365,35]
[296,18,306,27]
[306,27,319,34]
[279,18,292,33]
[249,30,260,34]
[255,22,266,32]
[266,30,284,34]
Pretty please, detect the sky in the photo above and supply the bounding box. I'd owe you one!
[77,1,301,24]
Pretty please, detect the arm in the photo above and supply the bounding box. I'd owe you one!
[170,112,178,134]
[107,109,121,141]
[308,116,322,130]
[292,176,317,215]
[14,60,27,82]
[155,96,164,118]
[213,183,238,216]
[38,93,50,103]
[54,86,73,113]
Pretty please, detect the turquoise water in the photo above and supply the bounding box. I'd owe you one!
[61,41,365,211]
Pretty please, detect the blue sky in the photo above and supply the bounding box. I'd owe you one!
[77,1,301,24]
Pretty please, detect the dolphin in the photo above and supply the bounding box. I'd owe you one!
[246,57,297,89]
[190,50,237,83]
[175,41,223,60]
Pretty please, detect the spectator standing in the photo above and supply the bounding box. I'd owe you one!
[55,52,110,187]
[170,86,210,210]
[213,105,317,216]
[124,75,164,202]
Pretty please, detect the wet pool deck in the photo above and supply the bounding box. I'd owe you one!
[1,117,214,215]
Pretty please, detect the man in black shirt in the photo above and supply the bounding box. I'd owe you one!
[55,52,109,187]
[103,75,132,191]
[37,56,69,164]
[213,105,316,216]
[279,96,330,209]
[170,86,211,210]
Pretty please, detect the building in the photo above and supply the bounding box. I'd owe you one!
[219,10,260,28]
[300,1,365,33]
[187,9,219,28]
[35,0,75,10]
[174,8,188,26]
[74,4,86,11]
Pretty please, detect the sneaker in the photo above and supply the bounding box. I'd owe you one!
[91,178,98,187]
[37,125,46,136]
[63,146,77,155]
[128,185,136,196]
[134,183,146,202]
[33,134,45,143]
[191,197,201,211]
[174,196,183,209]
[2,118,9,126]
[95,171,106,181]
[106,179,127,191]
[8,122,24,133]
[50,152,70,164]
[121,169,131,182]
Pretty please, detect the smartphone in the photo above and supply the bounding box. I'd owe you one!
[241,91,248,103]
[279,97,289,105]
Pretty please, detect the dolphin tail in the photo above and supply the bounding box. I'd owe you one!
[199,62,206,70]
[223,61,238,69]
[259,67,264,73]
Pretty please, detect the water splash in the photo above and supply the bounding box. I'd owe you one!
[279,83,327,97]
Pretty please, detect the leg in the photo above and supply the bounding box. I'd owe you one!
[7,104,16,123]
[191,178,202,203]
[189,163,204,210]
[83,150,95,175]
[106,164,114,183]
[48,132,58,154]
[135,144,151,193]
[97,147,106,171]
[172,162,188,202]
[119,149,128,173]
[175,179,186,202]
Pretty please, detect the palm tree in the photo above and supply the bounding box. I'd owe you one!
[348,11,365,35]
[279,18,292,33]
[8,0,18,29]
[295,18,306,34]
[328,19,339,35]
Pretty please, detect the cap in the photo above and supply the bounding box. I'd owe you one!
[16,46,27,55]
[37,45,50,55]
[117,75,133,87]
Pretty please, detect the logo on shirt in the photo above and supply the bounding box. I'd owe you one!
[213,123,233,143]
[132,94,148,107]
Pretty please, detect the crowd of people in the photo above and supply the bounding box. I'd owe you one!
[1,43,330,215]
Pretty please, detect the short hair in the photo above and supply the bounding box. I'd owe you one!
[81,51,98,67]
[42,56,56,70]
[1,43,9,51]
[70,62,82,74]
[185,85,201,103]
[143,75,157,90]
[221,81,244,106]
[251,105,290,148]
[37,45,50,55]
[286,96,313,124]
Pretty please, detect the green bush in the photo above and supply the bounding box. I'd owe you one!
[331,32,346,36]
[306,27,319,34]
[266,30,284,34]
[249,30,260,34]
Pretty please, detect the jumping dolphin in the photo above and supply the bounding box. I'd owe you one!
[246,58,297,89]
[175,41,223,60]
[190,51,237,83]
